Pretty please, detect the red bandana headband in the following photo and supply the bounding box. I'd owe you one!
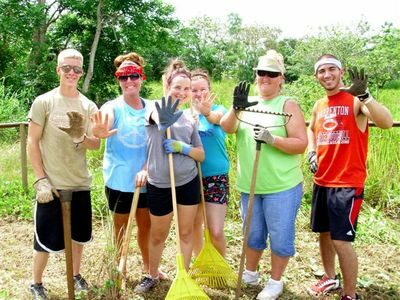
[115,65,147,80]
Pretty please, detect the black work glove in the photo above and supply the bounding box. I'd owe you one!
[339,67,368,97]
[155,96,183,131]
[307,151,318,174]
[233,81,257,110]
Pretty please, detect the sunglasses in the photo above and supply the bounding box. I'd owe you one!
[256,70,281,78]
[117,73,141,82]
[60,65,83,74]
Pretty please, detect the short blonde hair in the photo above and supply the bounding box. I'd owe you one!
[57,49,83,66]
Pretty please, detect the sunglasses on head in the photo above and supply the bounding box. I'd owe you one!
[117,73,141,82]
[60,65,83,74]
[257,70,281,78]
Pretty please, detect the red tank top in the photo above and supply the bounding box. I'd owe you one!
[314,91,368,187]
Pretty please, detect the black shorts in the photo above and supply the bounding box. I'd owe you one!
[34,190,92,253]
[147,175,200,216]
[105,186,148,214]
[310,184,364,242]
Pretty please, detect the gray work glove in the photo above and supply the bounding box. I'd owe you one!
[253,125,275,144]
[307,151,318,174]
[33,177,56,203]
[58,111,85,143]
[155,96,183,131]
[233,81,257,110]
[339,67,368,97]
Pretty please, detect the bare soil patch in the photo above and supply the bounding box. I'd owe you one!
[0,218,399,299]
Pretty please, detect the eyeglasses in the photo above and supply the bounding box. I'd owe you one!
[256,70,281,78]
[117,73,141,82]
[60,65,83,74]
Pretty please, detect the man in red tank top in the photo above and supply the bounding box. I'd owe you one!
[306,54,393,300]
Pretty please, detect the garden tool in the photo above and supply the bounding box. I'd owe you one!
[165,128,210,300]
[117,186,141,289]
[189,162,238,288]
[55,190,74,300]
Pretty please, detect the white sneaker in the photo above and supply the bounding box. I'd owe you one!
[242,269,259,286]
[256,278,283,300]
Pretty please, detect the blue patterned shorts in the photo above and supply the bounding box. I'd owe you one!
[202,174,230,205]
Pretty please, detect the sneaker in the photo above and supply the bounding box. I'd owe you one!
[134,276,160,293]
[307,275,340,296]
[256,278,283,300]
[242,270,259,286]
[29,283,48,300]
[341,294,361,300]
[74,274,89,293]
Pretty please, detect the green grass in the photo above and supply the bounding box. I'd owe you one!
[0,81,399,299]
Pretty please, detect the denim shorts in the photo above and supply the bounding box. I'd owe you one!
[240,183,302,257]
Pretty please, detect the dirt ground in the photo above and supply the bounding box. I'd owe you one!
[0,217,399,300]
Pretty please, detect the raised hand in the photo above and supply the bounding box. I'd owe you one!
[339,67,368,97]
[58,111,85,143]
[90,111,117,138]
[163,139,192,155]
[192,92,216,117]
[233,81,257,110]
[33,177,57,203]
[307,151,318,174]
[253,125,275,145]
[155,96,183,131]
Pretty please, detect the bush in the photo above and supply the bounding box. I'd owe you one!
[0,78,34,142]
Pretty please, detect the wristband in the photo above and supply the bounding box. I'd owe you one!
[357,92,370,101]
[33,177,47,186]
[74,134,86,147]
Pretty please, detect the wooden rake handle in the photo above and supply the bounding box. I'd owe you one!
[235,142,262,299]
[118,186,141,289]
[167,128,181,251]
[197,161,209,230]
[55,190,75,300]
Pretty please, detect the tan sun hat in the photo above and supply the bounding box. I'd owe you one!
[253,49,285,74]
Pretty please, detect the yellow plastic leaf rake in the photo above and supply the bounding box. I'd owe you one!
[165,128,210,300]
[189,162,238,289]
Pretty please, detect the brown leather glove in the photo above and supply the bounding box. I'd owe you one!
[58,111,85,143]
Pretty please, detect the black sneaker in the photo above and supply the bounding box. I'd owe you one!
[134,276,160,293]
[74,274,89,293]
[30,283,48,300]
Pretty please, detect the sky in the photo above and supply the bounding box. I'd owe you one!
[164,0,400,38]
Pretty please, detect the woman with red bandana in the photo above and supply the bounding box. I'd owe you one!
[91,52,166,280]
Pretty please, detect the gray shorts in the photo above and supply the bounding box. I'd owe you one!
[33,190,92,253]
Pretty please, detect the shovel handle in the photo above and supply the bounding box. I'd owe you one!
[58,190,74,300]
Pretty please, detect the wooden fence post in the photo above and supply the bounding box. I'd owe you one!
[19,123,28,191]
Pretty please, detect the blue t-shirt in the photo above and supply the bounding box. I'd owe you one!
[103,97,151,192]
[198,105,229,177]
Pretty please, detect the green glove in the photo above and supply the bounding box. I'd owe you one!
[339,67,368,97]
[163,139,191,155]
[58,111,85,143]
